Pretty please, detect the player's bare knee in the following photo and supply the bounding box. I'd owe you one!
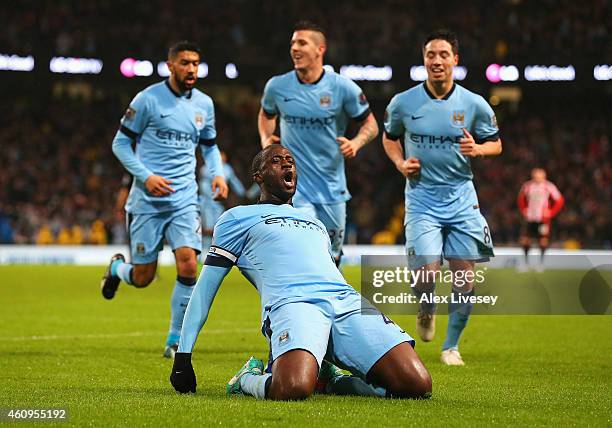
[270,376,314,401]
[177,260,197,278]
[175,249,197,278]
[389,369,432,399]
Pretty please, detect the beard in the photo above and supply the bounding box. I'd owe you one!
[176,75,196,92]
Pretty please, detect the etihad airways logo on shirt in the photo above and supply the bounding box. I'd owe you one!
[282,114,335,127]
[409,133,462,146]
[155,128,196,144]
[263,216,327,234]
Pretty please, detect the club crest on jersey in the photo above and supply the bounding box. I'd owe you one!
[319,93,332,108]
[136,243,145,255]
[451,110,465,127]
[195,112,204,130]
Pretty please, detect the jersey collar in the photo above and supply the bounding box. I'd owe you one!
[257,199,287,205]
[295,69,325,85]
[165,79,193,99]
[423,82,456,100]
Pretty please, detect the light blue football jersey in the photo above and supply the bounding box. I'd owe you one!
[384,83,499,207]
[115,81,218,214]
[207,203,351,311]
[261,70,370,203]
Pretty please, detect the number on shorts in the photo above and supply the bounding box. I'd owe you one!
[483,226,491,244]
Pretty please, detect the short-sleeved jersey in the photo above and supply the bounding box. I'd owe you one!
[261,70,370,203]
[207,203,350,311]
[518,180,563,222]
[384,83,499,204]
[118,80,217,214]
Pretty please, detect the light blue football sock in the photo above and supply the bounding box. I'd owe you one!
[325,375,387,397]
[442,289,475,351]
[239,372,272,399]
[167,277,195,346]
[114,261,134,285]
[110,259,121,276]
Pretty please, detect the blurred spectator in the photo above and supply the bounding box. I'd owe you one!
[0,1,609,66]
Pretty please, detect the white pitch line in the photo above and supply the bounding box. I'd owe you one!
[0,328,256,342]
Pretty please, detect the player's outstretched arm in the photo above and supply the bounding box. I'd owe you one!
[258,108,280,147]
[337,113,379,158]
[171,264,229,394]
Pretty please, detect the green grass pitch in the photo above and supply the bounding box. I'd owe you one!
[1,265,610,427]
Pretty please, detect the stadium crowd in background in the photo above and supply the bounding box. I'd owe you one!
[0,1,610,248]
[1,0,609,64]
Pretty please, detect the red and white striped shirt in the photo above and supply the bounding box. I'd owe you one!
[517,180,564,222]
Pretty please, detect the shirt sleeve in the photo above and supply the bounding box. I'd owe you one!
[199,98,217,142]
[119,91,150,138]
[472,96,499,143]
[383,95,405,140]
[205,211,247,267]
[260,78,279,116]
[341,77,370,121]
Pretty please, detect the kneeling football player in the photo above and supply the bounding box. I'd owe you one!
[170,145,432,400]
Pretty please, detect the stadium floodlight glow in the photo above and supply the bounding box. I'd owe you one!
[524,65,575,81]
[120,58,153,77]
[410,65,467,81]
[323,64,335,73]
[0,54,34,72]
[157,62,169,77]
[49,56,103,74]
[410,66,427,81]
[486,64,519,83]
[453,66,467,81]
[225,63,238,79]
[593,65,612,81]
[157,61,208,78]
[339,65,393,81]
[197,63,208,78]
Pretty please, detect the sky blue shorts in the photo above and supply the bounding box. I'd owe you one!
[405,182,494,268]
[262,290,414,378]
[127,204,201,264]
